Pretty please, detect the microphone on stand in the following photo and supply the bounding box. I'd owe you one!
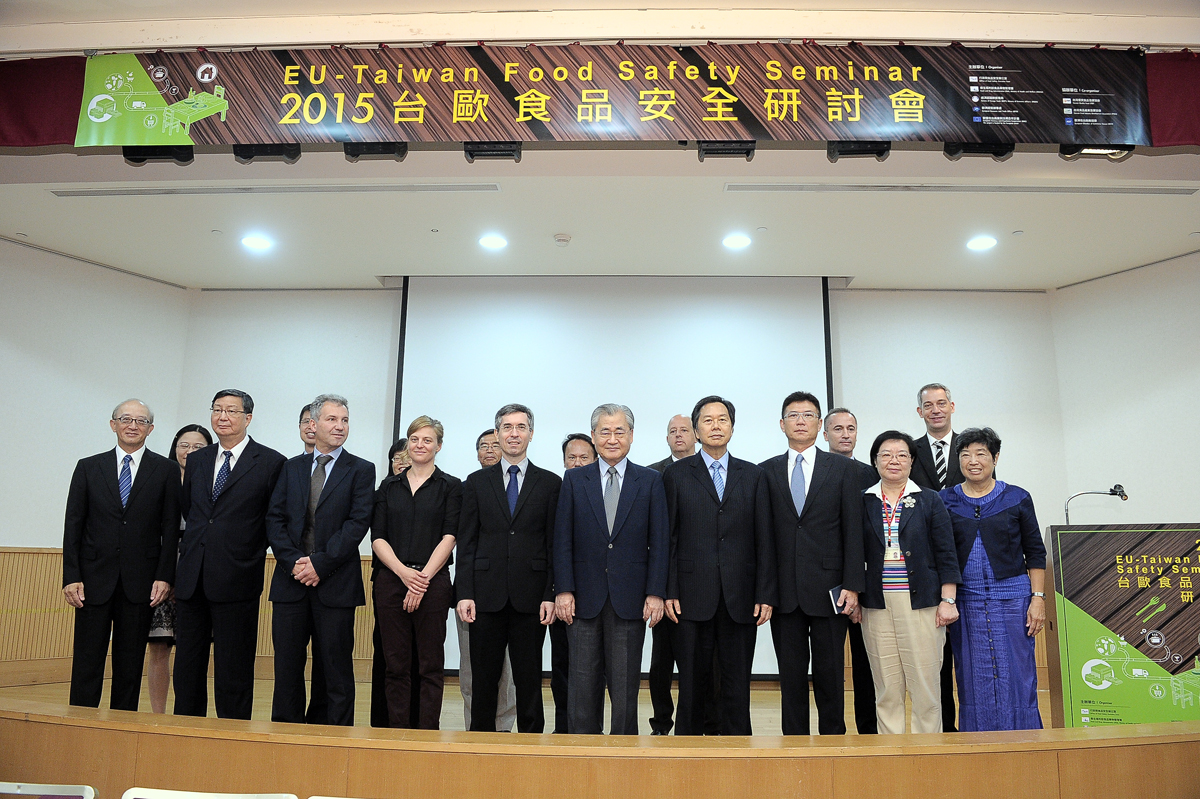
[1064,484,1129,524]
[1110,484,1128,501]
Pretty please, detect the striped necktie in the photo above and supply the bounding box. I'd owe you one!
[710,462,725,502]
[118,454,133,508]
[934,440,947,489]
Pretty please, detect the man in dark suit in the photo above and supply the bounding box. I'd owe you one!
[664,396,776,736]
[548,432,598,733]
[62,399,179,711]
[297,403,332,725]
[456,403,561,733]
[823,406,878,734]
[267,394,375,726]
[555,405,668,734]
[174,389,286,720]
[647,414,697,473]
[909,382,962,732]
[760,392,863,735]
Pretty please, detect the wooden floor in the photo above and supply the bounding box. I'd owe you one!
[0,677,1054,734]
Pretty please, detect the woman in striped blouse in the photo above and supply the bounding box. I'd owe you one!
[854,431,961,734]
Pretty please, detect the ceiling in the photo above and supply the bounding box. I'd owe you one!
[3,144,1199,291]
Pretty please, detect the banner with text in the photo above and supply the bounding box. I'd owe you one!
[74,44,1150,147]
[1051,524,1200,728]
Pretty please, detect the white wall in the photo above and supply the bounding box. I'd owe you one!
[0,240,190,547]
[1050,253,1200,525]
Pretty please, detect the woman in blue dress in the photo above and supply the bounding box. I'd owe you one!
[940,427,1046,731]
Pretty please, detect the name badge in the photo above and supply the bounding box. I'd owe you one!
[884,546,902,561]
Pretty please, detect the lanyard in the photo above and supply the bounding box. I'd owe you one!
[882,493,903,546]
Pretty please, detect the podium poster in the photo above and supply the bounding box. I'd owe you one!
[1048,524,1200,728]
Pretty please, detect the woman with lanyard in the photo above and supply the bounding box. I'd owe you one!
[853,430,961,734]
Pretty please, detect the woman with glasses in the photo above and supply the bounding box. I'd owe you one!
[371,417,462,728]
[146,423,212,714]
[940,427,1046,731]
[854,430,960,734]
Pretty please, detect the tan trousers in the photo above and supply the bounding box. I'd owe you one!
[860,591,946,734]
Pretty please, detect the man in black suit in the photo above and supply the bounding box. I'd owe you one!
[62,399,179,711]
[647,414,697,473]
[909,382,962,732]
[456,403,561,733]
[664,396,776,735]
[822,406,879,734]
[267,394,375,726]
[760,392,863,735]
[296,403,332,725]
[555,405,668,734]
[174,389,286,720]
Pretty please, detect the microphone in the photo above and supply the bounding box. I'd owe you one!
[1111,484,1128,501]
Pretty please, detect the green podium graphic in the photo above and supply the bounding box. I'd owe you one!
[1048,524,1200,727]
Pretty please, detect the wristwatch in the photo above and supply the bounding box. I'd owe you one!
[1031,591,1046,598]
[940,596,956,605]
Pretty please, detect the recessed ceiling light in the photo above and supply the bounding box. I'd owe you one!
[1190,231,1200,237]
[430,228,439,233]
[14,232,28,239]
[723,233,751,250]
[1011,230,1024,236]
[967,235,997,251]
[241,234,274,252]
[479,234,507,250]
[756,226,768,232]
[210,229,223,235]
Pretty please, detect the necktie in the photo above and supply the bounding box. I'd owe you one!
[303,454,333,555]
[791,454,806,517]
[118,454,133,508]
[710,462,725,502]
[604,465,620,535]
[934,440,947,489]
[212,450,232,502]
[506,464,520,516]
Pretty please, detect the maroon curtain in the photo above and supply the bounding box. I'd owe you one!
[0,56,86,147]
[1147,51,1200,147]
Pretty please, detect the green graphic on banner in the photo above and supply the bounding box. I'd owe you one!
[1058,596,1200,727]
[75,53,227,147]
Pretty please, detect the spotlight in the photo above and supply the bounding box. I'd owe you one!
[122,146,193,165]
[944,142,1015,161]
[464,142,522,163]
[232,143,301,164]
[722,234,751,250]
[1059,144,1134,162]
[967,235,998,251]
[241,234,274,252]
[697,140,756,162]
[344,142,408,162]
[479,234,508,250]
[827,141,890,163]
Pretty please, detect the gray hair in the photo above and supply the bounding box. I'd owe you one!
[917,383,951,406]
[494,403,534,432]
[824,407,856,425]
[112,398,154,423]
[310,393,349,419]
[591,403,635,431]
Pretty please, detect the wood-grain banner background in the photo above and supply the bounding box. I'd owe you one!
[74,43,1150,147]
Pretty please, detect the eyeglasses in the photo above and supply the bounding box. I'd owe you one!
[176,441,207,452]
[477,442,501,451]
[877,452,912,463]
[211,407,247,418]
[391,454,410,463]
[594,428,629,440]
[498,423,530,434]
[783,411,819,422]
[114,416,152,428]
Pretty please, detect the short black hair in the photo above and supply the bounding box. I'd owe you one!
[561,433,597,457]
[212,389,253,415]
[781,391,822,419]
[476,429,498,450]
[169,424,212,463]
[299,404,312,424]
[691,395,735,432]
[388,439,408,461]
[954,427,1001,459]
[869,430,917,464]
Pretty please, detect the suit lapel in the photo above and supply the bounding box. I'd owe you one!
[610,465,640,539]
[487,463,511,521]
[317,452,352,508]
[867,495,887,545]
[914,437,936,485]
[897,491,918,536]
[102,450,123,508]
[948,432,962,484]
[583,465,609,533]
[722,457,745,503]
[767,456,797,522]
[692,456,721,505]
[124,453,155,509]
[216,439,257,498]
[513,464,538,520]
[801,450,831,519]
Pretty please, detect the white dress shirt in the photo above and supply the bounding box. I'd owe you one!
[114,444,146,484]
[927,432,953,460]
[786,444,817,495]
[502,456,529,493]
[598,457,628,491]
[311,445,343,475]
[212,435,251,490]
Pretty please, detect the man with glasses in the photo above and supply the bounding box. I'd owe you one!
[174,389,286,720]
[554,405,668,734]
[456,404,561,733]
[760,391,864,735]
[62,399,179,710]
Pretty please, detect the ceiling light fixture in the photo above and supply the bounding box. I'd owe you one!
[464,142,522,163]
[697,140,756,162]
[1058,144,1135,162]
[827,141,891,163]
[233,143,301,164]
[723,233,751,250]
[241,234,274,252]
[967,235,998,251]
[344,142,408,162]
[943,142,1015,161]
[479,234,508,250]
[123,146,194,166]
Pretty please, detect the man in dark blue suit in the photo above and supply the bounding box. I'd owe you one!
[554,404,669,735]
[266,393,375,726]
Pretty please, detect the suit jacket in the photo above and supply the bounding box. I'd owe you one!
[647,456,675,474]
[266,450,376,608]
[847,455,880,491]
[553,461,669,621]
[861,483,960,610]
[910,432,963,490]
[62,449,180,605]
[760,449,864,617]
[456,461,562,614]
[176,438,287,603]
[663,454,777,625]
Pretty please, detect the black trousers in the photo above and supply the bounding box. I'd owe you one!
[271,590,357,726]
[674,596,757,736]
[469,602,546,733]
[548,618,570,733]
[648,616,676,733]
[174,588,260,720]
[69,579,153,711]
[941,638,957,732]
[375,568,453,729]
[848,620,877,734]
[771,608,848,735]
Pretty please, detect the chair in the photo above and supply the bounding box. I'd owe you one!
[0,783,95,799]
[121,790,297,799]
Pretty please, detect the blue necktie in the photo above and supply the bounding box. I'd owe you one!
[791,454,807,517]
[506,464,520,516]
[213,450,232,502]
[710,462,725,502]
[118,454,133,508]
